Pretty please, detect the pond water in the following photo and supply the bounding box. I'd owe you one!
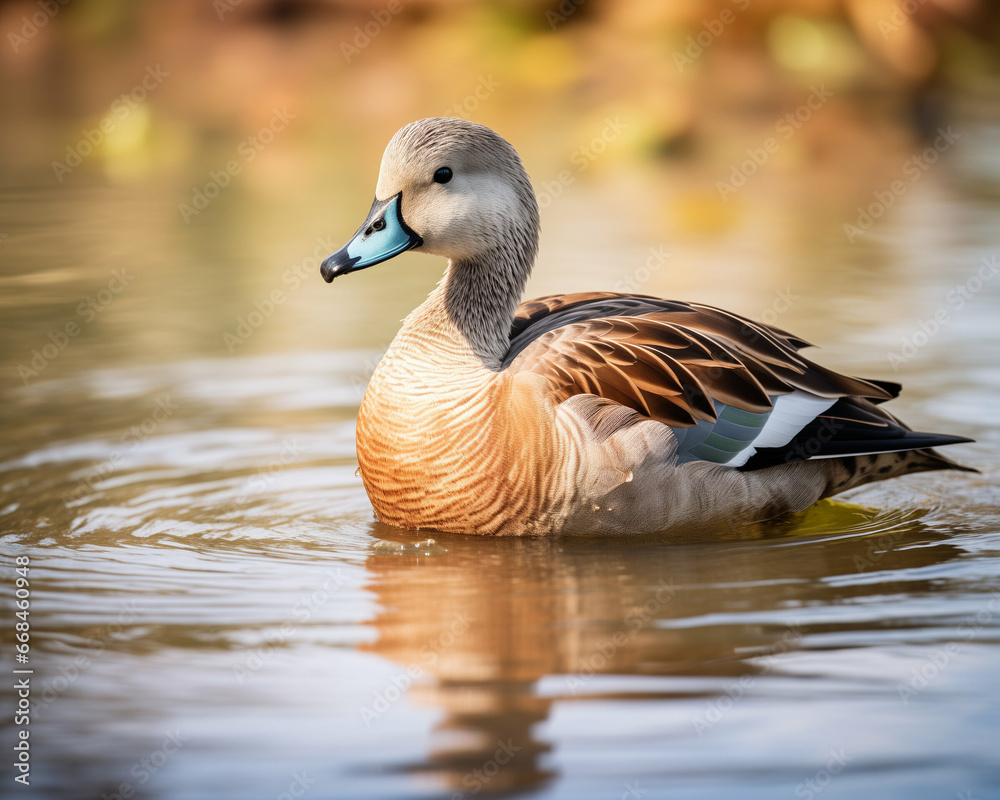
[2,112,1000,799]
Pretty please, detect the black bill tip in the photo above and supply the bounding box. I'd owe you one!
[320,250,360,283]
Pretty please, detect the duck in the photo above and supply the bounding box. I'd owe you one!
[319,117,974,536]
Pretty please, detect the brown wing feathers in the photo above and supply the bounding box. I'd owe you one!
[506,292,895,430]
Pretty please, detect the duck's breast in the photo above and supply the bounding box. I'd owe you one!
[357,363,574,535]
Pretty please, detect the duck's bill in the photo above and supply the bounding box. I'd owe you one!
[320,193,423,282]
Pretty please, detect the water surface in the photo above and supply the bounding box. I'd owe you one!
[1,112,999,800]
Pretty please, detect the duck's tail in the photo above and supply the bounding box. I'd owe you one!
[821,446,979,498]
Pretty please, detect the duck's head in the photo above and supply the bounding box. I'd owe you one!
[321,118,539,282]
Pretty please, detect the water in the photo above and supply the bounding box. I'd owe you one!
[2,116,1000,799]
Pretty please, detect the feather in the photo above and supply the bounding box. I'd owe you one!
[506,294,892,433]
[504,293,972,470]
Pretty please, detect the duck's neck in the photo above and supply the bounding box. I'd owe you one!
[404,243,535,372]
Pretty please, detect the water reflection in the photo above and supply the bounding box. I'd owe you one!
[362,507,966,797]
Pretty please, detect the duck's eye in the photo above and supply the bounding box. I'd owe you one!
[433,167,453,184]
[371,218,386,232]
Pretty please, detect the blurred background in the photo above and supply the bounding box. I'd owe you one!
[2,2,1000,799]
[2,0,999,372]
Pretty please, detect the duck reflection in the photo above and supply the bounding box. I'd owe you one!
[361,503,965,797]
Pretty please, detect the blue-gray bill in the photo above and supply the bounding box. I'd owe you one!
[320,193,422,282]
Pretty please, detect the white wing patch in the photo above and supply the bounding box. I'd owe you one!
[727,391,836,467]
